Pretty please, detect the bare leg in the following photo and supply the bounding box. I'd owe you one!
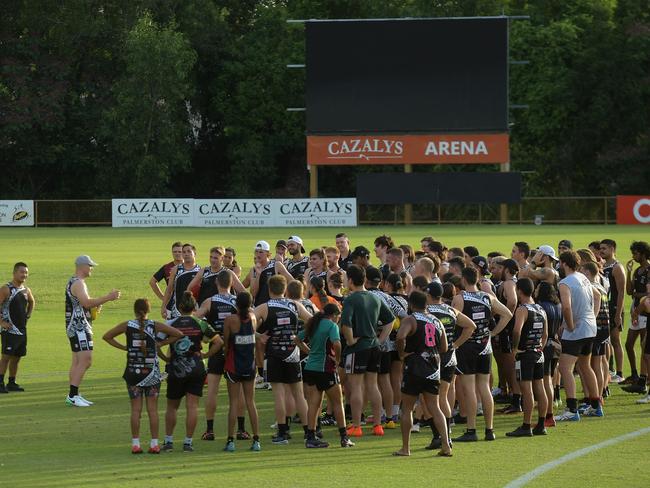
[347,374,365,427]
[390,360,402,418]
[145,394,159,440]
[69,351,92,388]
[271,383,287,424]
[130,396,143,438]
[626,329,641,375]
[610,326,624,374]
[533,379,548,421]
[290,381,309,429]
[476,374,494,430]
[458,374,477,429]
[165,398,181,437]
[377,373,393,420]
[364,372,383,427]
[242,380,259,437]
[423,392,451,454]
[185,394,199,439]
[396,394,416,455]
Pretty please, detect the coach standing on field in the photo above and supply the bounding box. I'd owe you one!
[65,255,120,407]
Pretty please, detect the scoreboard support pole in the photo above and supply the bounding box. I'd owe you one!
[404,164,413,224]
[309,165,318,198]
[500,162,510,224]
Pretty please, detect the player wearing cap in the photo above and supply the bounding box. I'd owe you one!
[350,246,371,269]
[65,255,121,406]
[519,245,559,289]
[161,243,201,319]
[336,233,353,271]
[149,242,183,317]
[555,250,602,421]
[599,239,626,383]
[425,281,475,449]
[0,262,35,393]
[286,236,309,279]
[471,256,495,295]
[452,267,512,442]
[506,278,549,437]
[557,240,573,276]
[247,240,293,307]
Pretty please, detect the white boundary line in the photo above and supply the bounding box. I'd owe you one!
[504,426,650,488]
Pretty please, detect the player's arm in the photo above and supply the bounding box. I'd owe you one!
[541,314,548,349]
[161,265,178,315]
[250,266,261,299]
[102,322,129,351]
[340,303,357,346]
[72,280,120,309]
[274,260,294,282]
[295,300,313,323]
[511,306,527,353]
[479,280,495,296]
[293,330,310,355]
[0,286,9,329]
[229,270,246,294]
[154,322,184,347]
[26,287,35,319]
[592,286,601,318]
[252,304,270,344]
[377,301,395,342]
[241,268,252,289]
[613,263,626,328]
[194,297,212,319]
[222,315,234,356]
[186,270,204,299]
[490,296,514,336]
[625,261,634,295]
[149,266,166,301]
[453,310,476,349]
[395,316,415,360]
[437,324,448,355]
[559,283,575,331]
[451,294,464,313]
[504,281,517,313]
[523,267,550,283]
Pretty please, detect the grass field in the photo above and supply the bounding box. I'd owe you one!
[0,225,649,487]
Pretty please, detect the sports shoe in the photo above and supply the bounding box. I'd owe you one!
[148,445,160,454]
[577,403,590,414]
[346,426,363,437]
[255,380,271,390]
[6,382,24,392]
[636,395,650,404]
[582,405,604,417]
[305,438,329,448]
[161,442,173,452]
[453,431,478,442]
[544,416,556,428]
[270,421,278,429]
[372,425,385,436]
[271,433,289,445]
[131,445,143,454]
[494,394,511,404]
[425,437,442,450]
[485,429,496,441]
[491,386,503,396]
[506,426,533,437]
[0,384,8,394]
[340,436,355,448]
[410,423,420,433]
[183,443,194,452]
[66,395,90,407]
[621,375,638,385]
[453,413,467,424]
[532,425,547,436]
[320,413,336,426]
[622,384,648,394]
[250,440,261,451]
[237,430,251,440]
[201,431,215,441]
[224,440,235,452]
[500,404,522,414]
[384,420,397,429]
[554,409,580,422]
[610,373,624,384]
[77,395,93,405]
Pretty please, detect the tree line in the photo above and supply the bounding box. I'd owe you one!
[1,0,648,199]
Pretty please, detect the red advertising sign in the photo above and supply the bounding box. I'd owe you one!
[307,133,509,165]
[617,195,650,225]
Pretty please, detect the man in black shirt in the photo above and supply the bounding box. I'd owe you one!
[336,233,353,271]
[149,242,182,316]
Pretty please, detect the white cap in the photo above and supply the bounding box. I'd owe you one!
[288,235,303,246]
[75,255,98,266]
[254,240,270,252]
[537,245,558,261]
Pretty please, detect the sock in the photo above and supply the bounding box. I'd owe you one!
[590,398,600,409]
[553,385,560,400]
[392,404,400,417]
[253,434,259,441]
[0,374,4,384]
[446,417,452,435]
[302,425,309,434]
[257,367,263,376]
[567,398,578,413]
[227,436,234,442]
[631,369,638,378]
[278,423,288,436]
[546,412,553,419]
[184,437,192,446]
[537,416,545,428]
[132,438,140,447]
[237,416,245,431]
[150,439,158,448]
[8,376,16,384]
[616,370,623,378]
[307,429,315,440]
[207,419,214,432]
[522,423,531,430]
[430,421,439,438]
[339,427,347,438]
[512,394,521,408]
[317,417,322,429]
[69,385,79,398]
[165,435,173,444]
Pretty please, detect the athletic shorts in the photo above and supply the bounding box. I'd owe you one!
[266,355,302,384]
[455,342,491,375]
[207,352,226,375]
[390,350,401,363]
[126,382,160,399]
[632,313,648,332]
[561,337,593,357]
[401,372,439,396]
[515,352,544,381]
[440,349,457,383]
[166,373,205,399]
[499,329,512,354]
[225,370,254,383]
[69,329,93,352]
[543,346,558,376]
[303,369,340,392]
[343,347,381,375]
[592,339,608,356]
[1,332,26,357]
[378,351,392,375]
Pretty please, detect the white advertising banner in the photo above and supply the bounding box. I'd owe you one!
[112,199,195,227]
[0,200,34,226]
[273,198,357,227]
[112,198,357,227]
[194,199,274,227]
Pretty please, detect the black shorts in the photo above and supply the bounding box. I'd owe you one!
[543,346,558,376]
[303,369,340,392]
[68,329,93,352]
[207,352,226,375]
[1,332,26,357]
[561,337,593,357]
[225,371,254,383]
[440,349,457,383]
[592,339,608,356]
[266,355,302,384]
[516,352,544,381]
[401,372,439,396]
[166,373,205,399]
[455,342,491,375]
[343,347,381,375]
[390,350,401,363]
[378,351,392,375]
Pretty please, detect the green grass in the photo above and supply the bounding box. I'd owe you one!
[0,225,649,487]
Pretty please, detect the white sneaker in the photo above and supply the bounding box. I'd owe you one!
[270,421,278,429]
[77,395,94,405]
[410,423,420,433]
[554,409,580,422]
[491,387,502,397]
[477,403,484,416]
[636,395,650,404]
[66,395,90,407]
[610,374,624,384]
